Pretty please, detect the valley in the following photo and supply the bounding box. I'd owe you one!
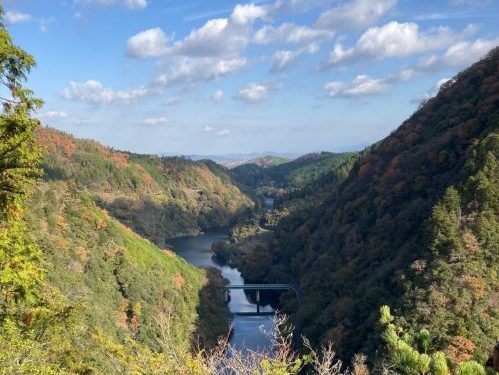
[0,3,498,374]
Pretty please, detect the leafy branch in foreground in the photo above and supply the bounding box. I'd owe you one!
[379,305,497,375]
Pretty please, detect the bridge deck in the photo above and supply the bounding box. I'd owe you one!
[221,284,297,291]
[233,312,276,317]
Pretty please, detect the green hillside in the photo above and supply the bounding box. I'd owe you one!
[24,181,214,372]
[37,127,254,245]
[232,151,357,194]
[257,48,499,363]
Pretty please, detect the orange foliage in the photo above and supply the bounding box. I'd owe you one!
[54,214,68,231]
[463,276,487,300]
[37,128,76,156]
[445,336,475,363]
[109,152,130,168]
[74,246,88,263]
[162,249,174,257]
[172,273,185,289]
[96,219,108,230]
[135,164,155,189]
[462,231,480,252]
[117,299,130,329]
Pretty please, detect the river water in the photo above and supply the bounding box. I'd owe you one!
[167,229,274,351]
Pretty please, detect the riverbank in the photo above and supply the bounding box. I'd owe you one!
[167,229,274,351]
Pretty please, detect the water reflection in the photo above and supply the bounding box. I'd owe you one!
[167,229,274,351]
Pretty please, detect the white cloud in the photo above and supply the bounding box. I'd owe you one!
[61,80,153,105]
[270,44,319,71]
[74,0,147,10]
[324,75,390,98]
[316,0,397,31]
[143,116,168,125]
[271,50,301,71]
[269,0,329,15]
[126,28,168,58]
[253,23,333,45]
[411,77,452,103]
[203,125,230,136]
[127,8,258,60]
[236,82,269,103]
[419,38,499,71]
[325,21,458,66]
[40,111,69,120]
[5,10,32,24]
[230,3,267,26]
[155,57,247,86]
[125,2,270,87]
[212,89,224,101]
[172,18,246,58]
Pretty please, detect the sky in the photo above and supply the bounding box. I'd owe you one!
[3,0,499,155]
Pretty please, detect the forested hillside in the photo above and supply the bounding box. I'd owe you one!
[37,127,254,244]
[232,151,356,194]
[259,48,499,363]
[24,181,217,372]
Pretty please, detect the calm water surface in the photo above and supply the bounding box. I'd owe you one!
[167,229,274,351]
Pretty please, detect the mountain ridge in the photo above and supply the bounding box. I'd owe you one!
[256,47,499,362]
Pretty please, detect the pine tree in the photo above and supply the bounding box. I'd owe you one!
[0,5,44,311]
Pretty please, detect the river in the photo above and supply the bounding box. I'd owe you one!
[167,229,274,351]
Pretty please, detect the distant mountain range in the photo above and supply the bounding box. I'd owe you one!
[164,152,302,168]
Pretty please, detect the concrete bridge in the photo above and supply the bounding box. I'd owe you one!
[221,284,300,317]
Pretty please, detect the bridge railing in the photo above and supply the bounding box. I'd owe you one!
[220,284,300,316]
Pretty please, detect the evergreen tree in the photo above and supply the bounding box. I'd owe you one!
[0,5,44,313]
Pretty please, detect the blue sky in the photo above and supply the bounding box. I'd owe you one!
[4,0,499,155]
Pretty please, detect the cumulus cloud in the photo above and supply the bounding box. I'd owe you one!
[155,57,247,86]
[61,80,153,105]
[172,18,247,58]
[39,111,69,120]
[126,2,265,61]
[324,75,390,98]
[125,2,269,87]
[419,38,499,71]
[5,10,32,24]
[325,21,459,66]
[236,82,269,103]
[254,23,333,45]
[74,0,147,10]
[230,3,267,26]
[126,28,168,58]
[316,0,397,31]
[212,89,224,101]
[143,116,168,125]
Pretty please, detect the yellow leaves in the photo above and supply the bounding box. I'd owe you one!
[133,302,142,318]
[54,214,68,231]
